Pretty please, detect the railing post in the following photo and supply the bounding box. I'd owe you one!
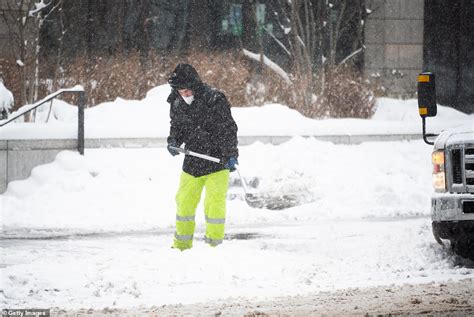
[78,91,85,155]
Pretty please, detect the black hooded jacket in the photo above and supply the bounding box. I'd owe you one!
[167,64,238,177]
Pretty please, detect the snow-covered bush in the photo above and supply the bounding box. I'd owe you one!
[58,51,256,107]
[305,68,376,119]
[0,81,14,120]
[47,50,374,119]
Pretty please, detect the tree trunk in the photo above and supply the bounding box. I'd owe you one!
[243,1,258,51]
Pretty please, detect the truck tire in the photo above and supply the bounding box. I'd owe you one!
[432,226,444,246]
[451,237,474,260]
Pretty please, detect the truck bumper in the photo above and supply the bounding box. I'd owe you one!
[431,193,474,241]
[432,220,474,240]
[431,193,474,222]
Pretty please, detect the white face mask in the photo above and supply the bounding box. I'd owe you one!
[182,95,194,105]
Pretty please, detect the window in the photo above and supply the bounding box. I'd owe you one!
[221,4,243,37]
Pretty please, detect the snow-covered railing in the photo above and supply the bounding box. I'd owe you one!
[0,86,86,154]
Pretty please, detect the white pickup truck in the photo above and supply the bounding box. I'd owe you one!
[418,72,474,259]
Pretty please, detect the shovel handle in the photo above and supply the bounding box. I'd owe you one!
[169,145,253,201]
[235,165,251,196]
[168,145,221,163]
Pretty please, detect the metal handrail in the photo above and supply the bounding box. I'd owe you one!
[0,85,86,154]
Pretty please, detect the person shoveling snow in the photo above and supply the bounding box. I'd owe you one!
[166,63,239,251]
[168,146,263,208]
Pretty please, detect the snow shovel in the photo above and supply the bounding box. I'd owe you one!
[168,146,264,208]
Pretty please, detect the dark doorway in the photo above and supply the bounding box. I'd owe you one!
[423,0,474,114]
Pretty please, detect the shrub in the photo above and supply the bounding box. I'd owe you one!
[303,67,376,119]
[2,50,376,119]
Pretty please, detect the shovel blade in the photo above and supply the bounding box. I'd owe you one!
[244,194,266,208]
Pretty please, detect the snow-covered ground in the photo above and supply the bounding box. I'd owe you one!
[1,85,473,310]
[1,139,473,309]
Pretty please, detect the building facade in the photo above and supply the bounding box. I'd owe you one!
[364,0,424,97]
[364,0,473,113]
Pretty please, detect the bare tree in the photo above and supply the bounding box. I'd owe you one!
[1,0,62,109]
[50,0,65,92]
[243,0,372,116]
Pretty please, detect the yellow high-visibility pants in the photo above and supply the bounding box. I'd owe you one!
[173,169,229,250]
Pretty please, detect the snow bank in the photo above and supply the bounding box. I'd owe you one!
[0,81,14,112]
[2,138,433,235]
[373,97,470,122]
[1,84,472,139]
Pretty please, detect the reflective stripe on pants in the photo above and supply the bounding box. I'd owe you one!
[205,236,223,246]
[177,215,196,222]
[175,233,193,241]
[173,169,229,250]
[205,216,226,224]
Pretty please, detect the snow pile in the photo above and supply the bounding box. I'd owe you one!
[2,138,433,236]
[1,84,473,140]
[0,81,14,113]
[373,97,470,122]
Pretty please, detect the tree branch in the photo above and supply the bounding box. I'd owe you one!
[336,45,365,69]
[242,48,292,84]
[264,25,292,57]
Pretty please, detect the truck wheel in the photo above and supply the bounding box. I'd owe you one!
[451,237,474,260]
[432,226,444,246]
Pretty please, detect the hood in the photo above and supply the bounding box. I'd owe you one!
[434,122,474,149]
[168,63,202,90]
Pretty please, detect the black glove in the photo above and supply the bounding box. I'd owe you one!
[167,143,180,156]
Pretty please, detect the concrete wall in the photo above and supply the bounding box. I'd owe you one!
[0,134,422,194]
[364,0,424,97]
[0,139,77,193]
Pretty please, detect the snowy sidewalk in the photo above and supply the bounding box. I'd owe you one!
[2,217,471,309]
